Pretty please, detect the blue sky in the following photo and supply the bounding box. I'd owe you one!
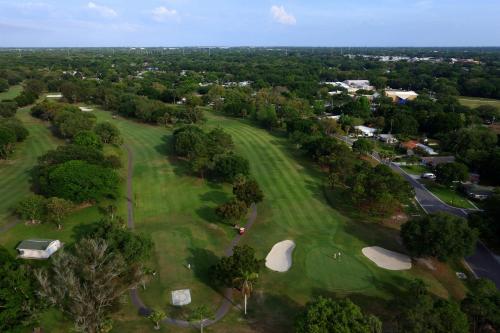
[0,0,499,47]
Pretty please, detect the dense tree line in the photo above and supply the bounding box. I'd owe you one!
[0,115,29,159]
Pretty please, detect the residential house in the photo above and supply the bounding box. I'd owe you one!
[378,134,398,144]
[421,156,455,168]
[385,89,419,104]
[354,125,377,137]
[415,143,438,156]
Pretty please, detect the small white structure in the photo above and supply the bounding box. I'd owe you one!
[354,125,377,137]
[79,106,93,112]
[171,289,191,306]
[16,239,61,259]
[265,240,296,272]
[378,134,398,144]
[46,93,63,98]
[416,143,438,155]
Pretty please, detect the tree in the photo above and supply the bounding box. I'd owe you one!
[207,127,234,156]
[396,280,469,333]
[0,125,16,159]
[53,110,96,139]
[46,197,74,229]
[435,162,469,186]
[215,199,248,222]
[172,125,207,159]
[233,178,264,206]
[210,153,250,182]
[42,160,119,203]
[35,238,143,333]
[73,130,103,150]
[25,79,45,95]
[148,309,165,330]
[0,247,39,331]
[1,118,29,142]
[212,245,261,288]
[189,305,214,333]
[0,78,8,92]
[75,217,153,265]
[0,101,18,117]
[295,297,382,333]
[353,138,375,155]
[461,278,500,332]
[94,122,122,145]
[15,195,47,224]
[401,213,478,261]
[233,270,259,315]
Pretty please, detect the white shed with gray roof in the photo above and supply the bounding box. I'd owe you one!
[16,239,61,259]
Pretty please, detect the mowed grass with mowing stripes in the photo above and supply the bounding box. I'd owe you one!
[92,110,234,317]
[0,106,60,228]
[204,113,464,311]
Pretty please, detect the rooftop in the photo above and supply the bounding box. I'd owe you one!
[16,239,57,251]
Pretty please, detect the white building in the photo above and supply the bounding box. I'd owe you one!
[378,134,398,144]
[416,143,438,156]
[16,239,62,259]
[354,125,377,137]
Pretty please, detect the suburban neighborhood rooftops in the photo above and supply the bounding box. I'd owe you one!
[16,239,58,251]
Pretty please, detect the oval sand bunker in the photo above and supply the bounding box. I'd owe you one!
[265,240,296,272]
[362,246,412,270]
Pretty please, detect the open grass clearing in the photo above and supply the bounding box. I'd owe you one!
[421,180,476,209]
[458,96,500,109]
[401,164,430,176]
[0,85,22,101]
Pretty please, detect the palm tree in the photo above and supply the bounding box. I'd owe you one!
[189,305,213,333]
[148,309,165,330]
[233,271,259,315]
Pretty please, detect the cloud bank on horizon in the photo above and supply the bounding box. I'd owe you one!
[0,0,499,47]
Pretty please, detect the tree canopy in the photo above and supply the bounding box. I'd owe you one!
[401,213,478,261]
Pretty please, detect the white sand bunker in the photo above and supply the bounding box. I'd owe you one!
[362,246,412,271]
[265,240,295,272]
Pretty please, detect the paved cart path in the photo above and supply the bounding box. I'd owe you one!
[124,144,258,328]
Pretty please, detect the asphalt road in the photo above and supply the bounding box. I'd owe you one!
[390,162,500,288]
[336,135,500,288]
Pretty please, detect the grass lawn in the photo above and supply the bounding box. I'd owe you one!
[422,180,476,209]
[91,109,234,323]
[0,85,22,101]
[401,164,430,176]
[203,113,466,330]
[3,107,467,332]
[0,106,61,228]
[458,96,500,109]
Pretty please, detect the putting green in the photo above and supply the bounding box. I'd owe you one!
[305,246,373,292]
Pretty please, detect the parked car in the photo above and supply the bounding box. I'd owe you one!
[421,173,436,180]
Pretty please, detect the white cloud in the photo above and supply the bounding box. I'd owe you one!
[151,6,178,22]
[270,5,296,25]
[87,2,117,18]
